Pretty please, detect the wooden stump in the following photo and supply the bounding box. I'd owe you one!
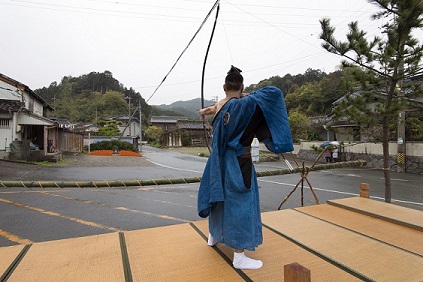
[284,262,310,282]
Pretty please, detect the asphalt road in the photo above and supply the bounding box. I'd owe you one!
[0,146,422,247]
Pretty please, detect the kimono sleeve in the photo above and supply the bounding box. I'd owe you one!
[250,86,294,153]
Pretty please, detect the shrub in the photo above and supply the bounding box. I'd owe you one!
[149,141,162,148]
[89,140,138,152]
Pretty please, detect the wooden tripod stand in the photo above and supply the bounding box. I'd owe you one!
[277,151,326,210]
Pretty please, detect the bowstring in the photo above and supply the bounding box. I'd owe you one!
[146,0,221,103]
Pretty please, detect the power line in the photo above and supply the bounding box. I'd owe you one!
[2,0,376,26]
[6,0,204,21]
[145,0,220,103]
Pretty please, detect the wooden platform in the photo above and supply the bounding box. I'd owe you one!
[1,197,423,281]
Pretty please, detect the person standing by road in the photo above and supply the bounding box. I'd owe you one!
[198,66,293,270]
[325,150,332,163]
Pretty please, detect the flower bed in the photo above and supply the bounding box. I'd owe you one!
[89,150,113,156]
[118,150,142,157]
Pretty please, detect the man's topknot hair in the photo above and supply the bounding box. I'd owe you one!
[225,65,243,91]
[227,65,242,75]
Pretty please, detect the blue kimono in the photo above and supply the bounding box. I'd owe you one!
[198,86,293,251]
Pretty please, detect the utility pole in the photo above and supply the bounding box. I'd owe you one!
[397,61,406,173]
[52,94,57,117]
[125,96,132,136]
[139,98,142,152]
[397,97,406,173]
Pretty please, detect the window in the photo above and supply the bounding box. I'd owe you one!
[0,118,10,128]
[28,98,34,112]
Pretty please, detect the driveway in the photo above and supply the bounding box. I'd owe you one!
[0,153,154,181]
[0,146,211,182]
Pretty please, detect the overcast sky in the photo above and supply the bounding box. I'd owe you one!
[1,0,390,105]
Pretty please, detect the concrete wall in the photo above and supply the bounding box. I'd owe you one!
[295,142,423,174]
[297,142,423,157]
[259,141,422,174]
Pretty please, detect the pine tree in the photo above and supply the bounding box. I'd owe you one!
[319,0,423,202]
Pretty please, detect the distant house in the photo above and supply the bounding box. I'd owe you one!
[177,119,211,146]
[73,123,98,134]
[78,117,142,150]
[150,116,210,147]
[309,115,335,141]
[326,78,423,142]
[150,116,188,133]
[50,117,74,130]
[0,73,59,160]
[49,117,84,153]
[102,116,141,137]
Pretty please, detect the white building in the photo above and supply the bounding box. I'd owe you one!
[0,73,58,160]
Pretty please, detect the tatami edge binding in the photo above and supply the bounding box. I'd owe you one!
[119,232,133,282]
[189,222,253,282]
[262,223,373,282]
[0,244,32,282]
[327,199,423,232]
[293,208,423,259]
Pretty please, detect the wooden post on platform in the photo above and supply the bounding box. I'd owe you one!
[284,262,310,282]
[360,183,369,198]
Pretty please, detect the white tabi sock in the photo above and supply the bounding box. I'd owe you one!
[207,233,217,246]
[233,252,263,270]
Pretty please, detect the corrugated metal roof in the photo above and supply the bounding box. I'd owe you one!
[177,120,210,130]
[102,116,140,123]
[17,112,55,126]
[150,116,188,123]
[0,82,21,101]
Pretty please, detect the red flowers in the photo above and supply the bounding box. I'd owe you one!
[89,150,113,156]
[118,150,142,157]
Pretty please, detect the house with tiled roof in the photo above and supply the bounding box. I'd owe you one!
[0,73,58,160]
[326,81,423,142]
[150,116,210,147]
[102,116,141,138]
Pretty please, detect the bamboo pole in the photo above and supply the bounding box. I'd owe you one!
[0,161,365,188]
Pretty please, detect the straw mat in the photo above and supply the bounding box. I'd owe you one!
[2,197,422,281]
[297,204,423,256]
[328,197,423,231]
[262,209,423,281]
[0,245,25,277]
[124,223,243,281]
[7,232,124,282]
[193,219,358,281]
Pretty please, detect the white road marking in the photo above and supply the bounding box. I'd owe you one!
[380,178,409,182]
[258,179,358,196]
[258,179,423,207]
[146,157,422,208]
[319,170,362,178]
[146,159,203,173]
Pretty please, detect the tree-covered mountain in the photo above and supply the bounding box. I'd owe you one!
[34,71,182,128]
[245,68,327,95]
[34,68,358,142]
[155,98,216,119]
